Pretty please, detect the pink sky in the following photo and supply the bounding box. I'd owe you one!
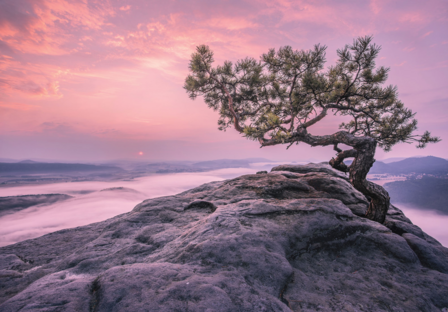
[0,0,447,162]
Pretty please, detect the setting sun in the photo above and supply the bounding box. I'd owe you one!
[138,152,143,156]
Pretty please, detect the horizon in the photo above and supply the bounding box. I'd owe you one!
[0,154,445,165]
[0,0,447,162]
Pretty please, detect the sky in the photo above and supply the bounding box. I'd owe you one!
[0,0,447,162]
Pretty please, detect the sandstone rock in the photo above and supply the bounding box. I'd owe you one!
[403,233,448,274]
[0,164,447,312]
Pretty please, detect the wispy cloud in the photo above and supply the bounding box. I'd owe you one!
[0,0,115,55]
[403,47,415,52]
[0,102,39,110]
[421,31,433,38]
[0,0,447,161]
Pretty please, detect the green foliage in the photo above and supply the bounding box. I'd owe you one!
[184,37,439,151]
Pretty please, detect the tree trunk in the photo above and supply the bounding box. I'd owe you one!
[330,138,390,223]
[261,129,391,223]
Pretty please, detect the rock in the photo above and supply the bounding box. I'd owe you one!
[272,162,349,180]
[402,233,448,274]
[384,218,425,239]
[0,164,447,312]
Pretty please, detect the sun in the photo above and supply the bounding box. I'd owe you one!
[138,151,143,156]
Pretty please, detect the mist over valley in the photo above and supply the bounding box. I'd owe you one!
[0,159,287,246]
[0,156,447,247]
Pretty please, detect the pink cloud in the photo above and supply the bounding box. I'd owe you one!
[0,102,39,111]
[0,56,62,101]
[422,31,433,38]
[0,0,447,161]
[0,55,63,99]
[399,12,425,23]
[369,0,383,15]
[395,61,407,67]
[204,17,259,30]
[0,0,115,55]
[403,47,415,52]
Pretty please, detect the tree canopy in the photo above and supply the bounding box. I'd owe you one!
[185,36,440,223]
[184,36,439,152]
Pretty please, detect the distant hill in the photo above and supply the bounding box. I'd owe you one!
[379,157,407,163]
[17,160,40,164]
[385,177,448,214]
[369,156,448,175]
[0,162,124,175]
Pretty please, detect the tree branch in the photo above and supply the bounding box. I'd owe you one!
[301,108,328,128]
[329,149,357,173]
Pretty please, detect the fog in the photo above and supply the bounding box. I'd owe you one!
[393,204,448,247]
[1,164,447,248]
[0,166,270,247]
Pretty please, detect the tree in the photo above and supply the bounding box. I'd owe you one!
[184,36,439,223]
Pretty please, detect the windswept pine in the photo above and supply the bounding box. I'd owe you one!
[184,36,440,223]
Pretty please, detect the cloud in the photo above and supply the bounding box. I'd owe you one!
[398,12,425,23]
[203,17,259,30]
[0,55,63,98]
[0,102,39,110]
[0,0,447,163]
[403,47,415,52]
[369,0,383,15]
[421,31,433,38]
[40,121,78,136]
[0,0,115,54]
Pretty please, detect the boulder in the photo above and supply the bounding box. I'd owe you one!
[0,164,447,312]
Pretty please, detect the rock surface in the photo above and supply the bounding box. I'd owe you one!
[1,163,447,312]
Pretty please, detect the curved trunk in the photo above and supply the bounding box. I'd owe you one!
[261,129,391,223]
[330,139,390,223]
[348,141,390,223]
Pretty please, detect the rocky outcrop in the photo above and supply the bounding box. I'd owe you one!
[0,163,447,311]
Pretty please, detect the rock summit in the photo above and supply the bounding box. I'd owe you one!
[1,164,447,311]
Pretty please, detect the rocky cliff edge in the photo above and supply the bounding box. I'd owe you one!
[1,163,448,312]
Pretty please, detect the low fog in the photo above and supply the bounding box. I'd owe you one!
[394,205,448,247]
[1,164,447,248]
[0,167,264,247]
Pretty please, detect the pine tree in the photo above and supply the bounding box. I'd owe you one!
[184,36,439,223]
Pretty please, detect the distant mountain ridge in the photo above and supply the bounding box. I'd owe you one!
[369,156,448,175]
[1,156,447,176]
[385,177,448,214]
[0,162,124,174]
